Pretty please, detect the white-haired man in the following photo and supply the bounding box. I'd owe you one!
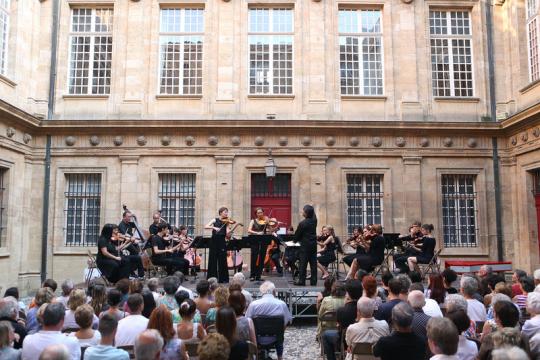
[460,276,486,322]
[245,281,292,360]
[232,272,253,306]
[0,296,26,348]
[408,290,431,340]
[522,291,540,340]
[134,329,163,360]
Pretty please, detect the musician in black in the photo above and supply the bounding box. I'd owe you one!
[394,221,424,273]
[118,211,145,278]
[150,223,189,275]
[149,212,161,235]
[204,207,230,283]
[293,204,318,286]
[404,224,436,272]
[96,224,131,283]
[347,224,385,277]
[343,226,364,267]
[247,207,268,281]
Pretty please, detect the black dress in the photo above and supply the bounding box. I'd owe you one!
[250,220,266,279]
[294,217,318,285]
[416,237,436,264]
[117,220,145,277]
[317,237,336,267]
[96,237,131,283]
[207,218,229,283]
[355,235,385,272]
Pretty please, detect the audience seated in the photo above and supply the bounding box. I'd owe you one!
[512,270,528,297]
[461,276,487,322]
[228,291,256,344]
[194,280,215,315]
[408,290,431,340]
[0,297,26,349]
[115,279,130,309]
[442,268,459,295]
[317,276,336,310]
[445,294,476,338]
[410,282,443,318]
[197,333,230,360]
[58,280,74,308]
[63,289,98,331]
[216,306,248,360]
[427,317,459,360]
[141,290,157,318]
[426,274,446,306]
[146,278,160,303]
[22,303,80,360]
[205,286,229,326]
[89,283,108,317]
[362,275,383,310]
[317,281,346,337]
[83,313,129,360]
[134,329,163,360]
[446,309,478,360]
[115,294,149,346]
[514,276,535,311]
[231,273,253,307]
[158,276,180,311]
[173,291,202,324]
[99,289,126,321]
[174,272,194,300]
[374,277,402,324]
[38,344,69,360]
[26,288,54,335]
[176,299,206,341]
[147,305,187,360]
[67,304,101,347]
[0,320,21,360]
[372,302,426,360]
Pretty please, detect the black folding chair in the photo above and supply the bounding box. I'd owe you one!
[252,316,285,360]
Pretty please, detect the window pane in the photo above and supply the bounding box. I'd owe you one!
[441,174,477,247]
[158,174,196,236]
[346,174,383,235]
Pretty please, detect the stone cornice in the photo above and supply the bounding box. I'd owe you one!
[500,101,540,135]
[0,99,42,132]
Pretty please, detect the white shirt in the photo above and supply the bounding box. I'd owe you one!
[430,355,459,360]
[57,295,69,308]
[245,294,293,325]
[177,286,195,300]
[242,289,253,307]
[466,299,487,322]
[68,330,102,347]
[530,331,540,360]
[115,314,149,346]
[423,299,443,318]
[63,310,99,330]
[152,291,160,303]
[456,334,478,360]
[22,330,81,360]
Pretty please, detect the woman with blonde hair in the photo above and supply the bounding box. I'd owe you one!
[0,321,20,360]
[317,225,340,280]
[205,286,229,327]
[68,304,101,346]
[25,287,54,334]
[63,289,98,331]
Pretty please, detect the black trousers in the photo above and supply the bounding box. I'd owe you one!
[207,235,229,283]
[125,254,145,277]
[298,242,317,285]
[96,257,131,283]
[271,250,282,273]
[250,240,265,278]
[152,255,188,276]
[170,253,190,275]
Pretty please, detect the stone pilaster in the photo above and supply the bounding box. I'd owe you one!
[309,155,328,226]
[215,155,235,212]
[119,156,140,211]
[402,155,422,223]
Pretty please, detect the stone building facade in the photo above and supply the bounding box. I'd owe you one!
[0,0,539,293]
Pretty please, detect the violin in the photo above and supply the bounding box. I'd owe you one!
[220,217,237,225]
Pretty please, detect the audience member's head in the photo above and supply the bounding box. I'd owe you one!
[428,274,446,304]
[67,289,87,311]
[322,276,335,296]
[494,300,520,328]
[129,279,144,294]
[196,280,211,298]
[494,282,513,298]
[260,281,276,296]
[513,269,527,283]
[216,306,237,346]
[147,305,176,343]
[35,287,55,307]
[134,329,164,360]
[208,278,219,294]
[520,276,535,294]
[355,269,368,281]
[174,290,191,309]
[391,302,414,331]
[396,275,411,297]
[142,290,157,318]
[198,333,230,360]
[486,274,506,292]
[388,277,402,297]
[491,293,513,311]
[178,298,197,320]
[127,293,144,314]
[60,280,74,297]
[331,282,346,298]
[345,279,363,301]
[361,276,376,298]
[442,268,458,289]
[460,276,478,298]
[491,328,526,351]
[3,287,19,300]
[528,291,540,316]
[107,288,123,308]
[479,265,493,278]
[0,320,14,348]
[357,297,376,319]
[0,297,18,320]
[407,290,426,310]
[163,276,179,296]
[42,279,58,293]
[492,346,529,360]
[409,271,422,284]
[381,270,393,288]
[115,279,130,296]
[446,309,471,335]
[38,344,70,360]
[213,287,230,308]
[174,272,185,285]
[98,313,118,338]
[228,291,247,316]
[147,278,159,293]
[427,317,459,356]
[232,273,246,288]
[534,269,540,285]
[409,282,424,293]
[42,303,66,329]
[74,304,94,330]
[445,294,468,313]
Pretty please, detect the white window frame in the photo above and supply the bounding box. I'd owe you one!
[248,7,294,95]
[67,8,113,95]
[338,8,384,96]
[157,7,204,95]
[0,0,10,76]
[527,0,540,83]
[429,9,475,97]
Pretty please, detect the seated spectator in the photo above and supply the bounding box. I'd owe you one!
[207,278,219,302]
[511,270,527,297]
[409,271,423,288]
[460,276,486,322]
[372,302,426,360]
[22,303,80,360]
[4,287,26,315]
[147,305,187,360]
[534,269,540,287]
[354,269,368,281]
[362,275,382,310]
[374,277,403,324]
[141,290,157,319]
[378,270,393,302]
[42,279,58,294]
[445,294,476,338]
[176,299,205,341]
[523,291,540,340]
[231,273,253,307]
[446,309,478,360]
[174,272,194,300]
[317,282,346,337]
[205,286,229,326]
[63,289,98,331]
[442,269,458,295]
[427,317,459,360]
[483,274,506,308]
[216,306,248,360]
[408,290,431,340]
[197,333,230,360]
[228,291,256,344]
[158,276,179,311]
[58,280,74,308]
[317,276,335,310]
[410,283,442,318]
[83,313,129,360]
[426,274,446,306]
[194,280,215,315]
[478,300,530,360]
[39,344,69,360]
[477,265,493,297]
[0,320,21,360]
[26,288,54,334]
[115,294,149,346]
[89,283,108,317]
[485,293,515,333]
[99,289,125,321]
[68,304,101,347]
[344,297,389,360]
[245,281,292,360]
[396,274,411,301]
[172,291,202,324]
[146,278,160,303]
[0,297,26,349]
[134,329,163,360]
[321,279,363,360]
[115,279,130,308]
[514,276,535,311]
[492,346,529,360]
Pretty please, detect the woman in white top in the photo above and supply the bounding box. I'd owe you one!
[176,299,206,341]
[63,289,98,331]
[68,304,101,347]
[446,309,478,360]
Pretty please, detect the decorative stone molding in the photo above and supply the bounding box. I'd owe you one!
[401,0,413,3]
[185,136,195,146]
[420,137,430,147]
[254,136,265,146]
[326,136,336,146]
[521,132,529,142]
[511,136,517,146]
[65,136,76,146]
[395,137,406,147]
[467,138,477,148]
[349,137,359,147]
[161,136,171,146]
[231,136,241,146]
[23,133,32,144]
[372,137,382,147]
[208,136,218,146]
[137,136,147,146]
[443,137,453,147]
[89,136,100,146]
[534,128,540,138]
[301,136,311,146]
[278,136,288,146]
[113,136,123,146]
[6,127,15,138]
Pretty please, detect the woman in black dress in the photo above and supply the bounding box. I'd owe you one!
[96,224,131,283]
[150,222,189,275]
[204,207,230,283]
[294,204,318,286]
[317,225,337,280]
[406,223,436,272]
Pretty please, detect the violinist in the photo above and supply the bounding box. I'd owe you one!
[316,225,337,280]
[342,227,361,267]
[248,207,268,281]
[345,224,385,279]
[150,223,188,275]
[118,211,145,279]
[179,225,201,275]
[398,224,436,273]
[149,212,162,235]
[204,207,231,283]
[394,221,424,274]
[96,224,131,283]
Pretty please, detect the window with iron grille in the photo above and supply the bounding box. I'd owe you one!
[441,174,478,247]
[159,8,204,95]
[64,174,101,246]
[0,168,6,247]
[251,174,291,198]
[0,0,9,75]
[248,8,293,95]
[346,174,383,235]
[158,174,196,236]
[429,10,474,97]
[527,0,540,82]
[339,8,383,96]
[68,8,113,95]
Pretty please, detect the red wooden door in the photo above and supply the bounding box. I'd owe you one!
[251,174,291,230]
[536,195,540,255]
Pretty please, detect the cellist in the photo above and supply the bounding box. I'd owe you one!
[248,207,268,281]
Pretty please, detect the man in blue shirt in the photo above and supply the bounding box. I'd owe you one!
[84,314,129,360]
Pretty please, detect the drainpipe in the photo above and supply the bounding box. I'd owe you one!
[486,1,504,261]
[42,0,59,282]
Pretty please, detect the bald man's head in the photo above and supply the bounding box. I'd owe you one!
[39,344,70,360]
[134,329,163,360]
